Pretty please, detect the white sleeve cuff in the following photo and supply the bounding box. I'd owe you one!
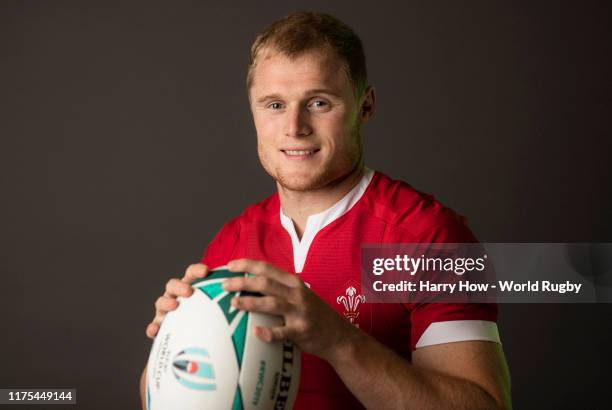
[415,320,501,349]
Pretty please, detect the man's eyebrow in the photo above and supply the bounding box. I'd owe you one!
[255,94,282,104]
[255,89,343,104]
[305,88,343,98]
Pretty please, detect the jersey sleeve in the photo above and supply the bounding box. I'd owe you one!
[405,213,501,351]
[200,217,241,270]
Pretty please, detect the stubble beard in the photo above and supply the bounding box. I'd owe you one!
[261,144,364,194]
[275,167,331,192]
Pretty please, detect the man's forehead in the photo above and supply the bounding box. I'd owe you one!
[250,47,351,95]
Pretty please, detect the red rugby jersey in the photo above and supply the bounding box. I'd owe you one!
[201,169,499,410]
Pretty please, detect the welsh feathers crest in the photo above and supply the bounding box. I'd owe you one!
[336,286,366,325]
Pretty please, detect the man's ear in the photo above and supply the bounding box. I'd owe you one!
[359,86,376,123]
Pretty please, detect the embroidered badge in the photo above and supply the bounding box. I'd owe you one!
[336,286,366,327]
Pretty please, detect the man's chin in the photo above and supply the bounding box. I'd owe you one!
[275,173,326,193]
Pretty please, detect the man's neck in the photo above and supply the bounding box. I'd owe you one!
[278,165,365,239]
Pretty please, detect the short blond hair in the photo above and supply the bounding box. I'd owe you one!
[247,11,368,97]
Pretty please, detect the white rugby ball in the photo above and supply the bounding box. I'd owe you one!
[146,267,300,410]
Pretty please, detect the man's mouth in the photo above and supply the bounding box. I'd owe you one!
[281,149,320,157]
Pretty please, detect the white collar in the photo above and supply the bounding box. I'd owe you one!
[280,168,374,273]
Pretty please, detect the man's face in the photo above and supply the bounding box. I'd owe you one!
[249,48,365,192]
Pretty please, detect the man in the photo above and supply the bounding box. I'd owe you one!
[141,11,511,409]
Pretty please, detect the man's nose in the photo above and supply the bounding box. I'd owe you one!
[284,105,312,138]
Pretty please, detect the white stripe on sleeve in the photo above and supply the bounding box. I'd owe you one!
[415,320,501,349]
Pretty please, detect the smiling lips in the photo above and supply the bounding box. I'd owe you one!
[281,148,320,159]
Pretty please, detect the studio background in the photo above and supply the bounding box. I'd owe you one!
[1,1,610,409]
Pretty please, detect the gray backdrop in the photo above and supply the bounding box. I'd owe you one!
[1,1,610,409]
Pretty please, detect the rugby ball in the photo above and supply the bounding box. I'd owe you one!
[146,267,300,410]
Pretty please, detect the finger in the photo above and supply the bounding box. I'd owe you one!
[228,259,299,287]
[254,325,291,343]
[231,295,291,316]
[155,296,178,314]
[165,278,194,298]
[227,259,270,275]
[182,263,209,283]
[146,323,159,339]
[223,275,292,297]
[152,309,167,324]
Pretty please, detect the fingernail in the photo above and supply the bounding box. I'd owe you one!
[227,261,234,270]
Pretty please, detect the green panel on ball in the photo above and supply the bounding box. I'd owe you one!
[232,386,244,410]
[217,292,241,324]
[232,313,249,367]
[198,281,224,300]
[202,269,243,281]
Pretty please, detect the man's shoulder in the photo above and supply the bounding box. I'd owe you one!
[201,192,281,267]
[216,191,281,235]
[366,171,473,242]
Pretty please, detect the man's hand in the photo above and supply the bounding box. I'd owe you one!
[224,259,511,409]
[224,259,358,362]
[145,263,210,339]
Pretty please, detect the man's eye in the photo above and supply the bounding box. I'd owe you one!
[311,100,328,108]
[268,102,283,110]
[308,99,331,111]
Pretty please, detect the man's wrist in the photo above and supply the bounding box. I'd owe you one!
[323,320,365,368]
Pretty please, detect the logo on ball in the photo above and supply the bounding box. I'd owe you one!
[172,347,216,391]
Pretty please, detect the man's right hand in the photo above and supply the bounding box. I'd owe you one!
[145,263,210,339]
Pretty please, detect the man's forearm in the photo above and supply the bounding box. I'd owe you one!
[327,329,508,410]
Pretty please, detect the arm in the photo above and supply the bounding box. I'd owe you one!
[329,327,511,410]
[224,259,512,410]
